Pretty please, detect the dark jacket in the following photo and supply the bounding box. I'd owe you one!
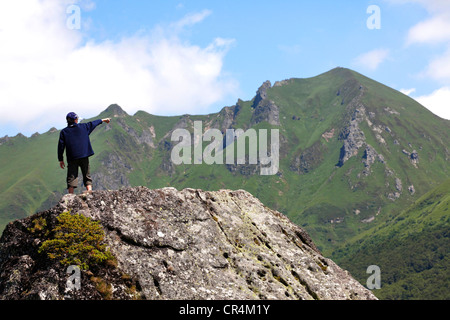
[58,119,103,162]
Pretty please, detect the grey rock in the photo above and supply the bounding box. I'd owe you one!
[395,178,403,193]
[92,152,132,190]
[0,187,376,300]
[116,118,155,148]
[273,79,292,87]
[362,145,386,176]
[387,192,401,201]
[363,145,384,168]
[401,149,419,167]
[0,136,10,146]
[250,81,280,126]
[410,150,419,165]
[251,99,280,126]
[338,107,366,167]
[214,104,240,133]
[336,84,369,167]
[252,81,272,109]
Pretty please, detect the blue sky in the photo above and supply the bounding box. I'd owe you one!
[0,0,449,137]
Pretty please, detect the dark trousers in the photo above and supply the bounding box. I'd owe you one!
[67,157,92,189]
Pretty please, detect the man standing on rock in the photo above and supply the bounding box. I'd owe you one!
[58,112,111,194]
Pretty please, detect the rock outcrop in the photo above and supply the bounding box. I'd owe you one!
[252,81,272,109]
[0,187,376,300]
[251,81,280,126]
[337,92,367,167]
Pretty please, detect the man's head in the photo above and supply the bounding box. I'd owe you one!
[66,112,79,124]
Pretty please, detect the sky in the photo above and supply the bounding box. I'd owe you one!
[0,0,449,137]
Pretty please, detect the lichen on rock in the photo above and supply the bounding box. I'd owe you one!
[0,187,376,300]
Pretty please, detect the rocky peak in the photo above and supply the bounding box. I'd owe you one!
[0,136,10,146]
[252,80,272,109]
[251,81,280,126]
[0,187,376,300]
[103,104,128,117]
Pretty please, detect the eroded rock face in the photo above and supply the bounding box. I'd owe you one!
[251,81,280,126]
[338,106,367,167]
[0,187,376,300]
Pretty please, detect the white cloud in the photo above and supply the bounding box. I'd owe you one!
[413,87,450,120]
[389,0,450,81]
[406,14,450,45]
[172,9,212,30]
[386,0,450,97]
[353,49,390,71]
[424,46,450,81]
[399,86,450,120]
[386,0,450,13]
[0,1,237,136]
[400,88,416,95]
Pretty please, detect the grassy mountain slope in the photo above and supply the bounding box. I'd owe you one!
[267,68,449,252]
[333,178,450,299]
[0,67,449,299]
[0,130,66,226]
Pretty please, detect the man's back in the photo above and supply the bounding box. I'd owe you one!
[58,120,102,162]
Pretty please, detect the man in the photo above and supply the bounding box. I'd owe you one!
[58,112,111,194]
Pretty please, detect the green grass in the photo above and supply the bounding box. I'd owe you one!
[332,178,450,300]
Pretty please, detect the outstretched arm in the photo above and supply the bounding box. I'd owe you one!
[86,118,110,135]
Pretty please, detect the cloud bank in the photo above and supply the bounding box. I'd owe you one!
[386,0,450,119]
[0,1,237,136]
[414,87,450,120]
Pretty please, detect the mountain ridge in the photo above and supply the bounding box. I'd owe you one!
[1,67,449,299]
[2,67,449,139]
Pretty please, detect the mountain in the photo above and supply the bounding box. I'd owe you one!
[0,67,449,299]
[0,187,376,300]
